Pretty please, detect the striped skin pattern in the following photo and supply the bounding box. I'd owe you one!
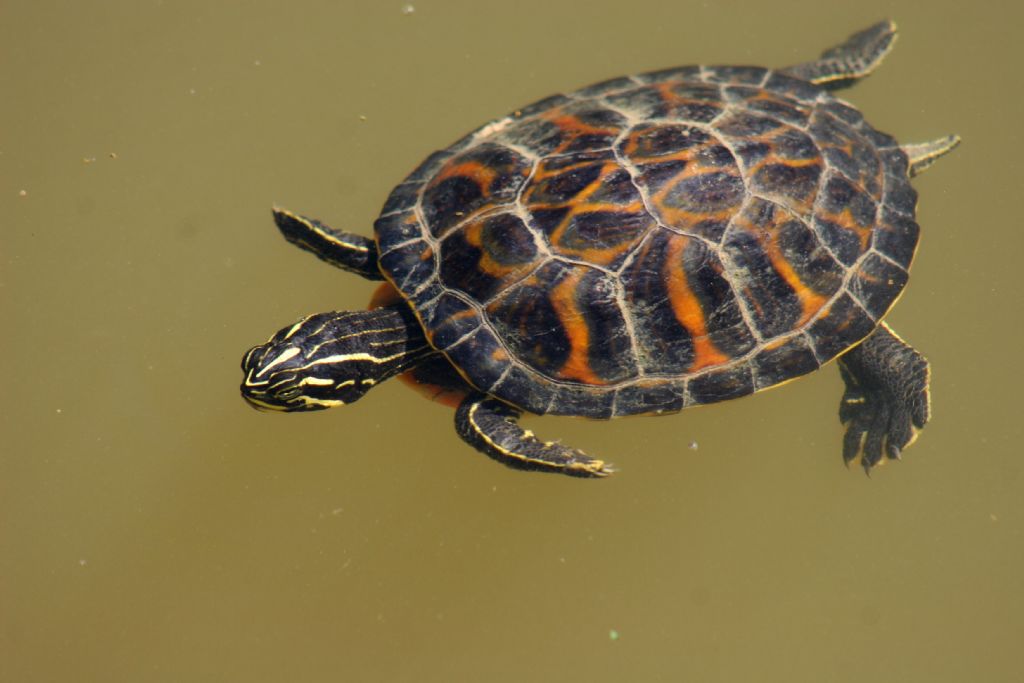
[374,66,920,419]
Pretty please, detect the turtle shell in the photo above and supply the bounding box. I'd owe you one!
[373,65,919,418]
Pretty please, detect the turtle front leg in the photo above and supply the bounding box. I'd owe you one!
[455,393,613,478]
[836,322,930,472]
[272,207,384,280]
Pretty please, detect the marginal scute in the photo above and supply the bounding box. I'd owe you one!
[704,65,768,85]
[689,364,755,404]
[378,238,435,292]
[374,210,422,254]
[806,293,876,359]
[752,335,821,389]
[612,380,686,417]
[849,252,908,319]
[425,292,479,350]
[872,209,920,269]
[442,326,508,392]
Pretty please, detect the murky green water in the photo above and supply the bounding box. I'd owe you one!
[3,2,1021,681]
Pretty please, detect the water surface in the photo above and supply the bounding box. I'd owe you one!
[3,2,1021,681]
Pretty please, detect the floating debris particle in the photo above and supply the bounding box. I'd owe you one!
[609,629,620,641]
[688,440,699,451]
[18,189,27,197]
[401,4,415,14]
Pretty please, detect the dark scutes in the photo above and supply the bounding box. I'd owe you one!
[498,117,565,156]
[850,253,908,319]
[723,228,803,338]
[439,213,537,302]
[421,143,531,236]
[371,63,924,414]
[577,75,636,97]
[752,335,820,389]
[491,364,555,415]
[880,148,917,216]
[422,175,481,235]
[815,217,864,266]
[481,213,538,267]
[624,124,711,159]
[443,326,507,392]
[550,210,652,266]
[545,384,615,419]
[516,94,571,119]
[820,100,864,126]
[610,82,725,122]
[774,128,820,161]
[679,238,756,358]
[528,158,605,205]
[663,172,745,215]
[739,91,812,127]
[575,268,637,383]
[528,206,571,236]
[872,209,920,269]
[774,217,844,298]
[667,82,726,106]
[822,174,878,227]
[763,71,821,102]
[715,111,782,138]
[374,211,421,254]
[633,159,689,193]
[604,86,668,120]
[554,102,629,153]
[809,110,857,148]
[426,293,479,350]
[806,293,876,359]
[589,167,640,204]
[704,66,767,85]
[485,265,571,378]
[613,381,686,417]
[378,239,435,291]
[733,140,770,167]
[620,231,695,374]
[751,163,821,210]
[380,181,420,215]
[439,229,493,300]
[634,65,701,84]
[689,364,755,404]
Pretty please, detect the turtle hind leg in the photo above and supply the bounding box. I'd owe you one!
[272,207,383,280]
[902,135,961,177]
[782,20,897,89]
[836,322,930,472]
[455,393,613,478]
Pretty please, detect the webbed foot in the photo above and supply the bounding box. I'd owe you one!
[837,323,930,472]
[455,393,612,478]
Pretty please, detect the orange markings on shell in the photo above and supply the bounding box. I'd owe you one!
[548,270,605,385]
[663,235,730,371]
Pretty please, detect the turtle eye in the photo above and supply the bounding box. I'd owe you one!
[277,386,303,401]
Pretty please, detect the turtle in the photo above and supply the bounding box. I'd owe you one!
[240,20,958,477]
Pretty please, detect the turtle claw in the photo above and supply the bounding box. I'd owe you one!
[837,324,930,473]
[455,393,614,478]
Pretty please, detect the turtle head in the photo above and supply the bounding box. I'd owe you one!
[240,307,432,412]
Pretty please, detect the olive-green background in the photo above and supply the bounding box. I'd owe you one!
[2,1,1020,681]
